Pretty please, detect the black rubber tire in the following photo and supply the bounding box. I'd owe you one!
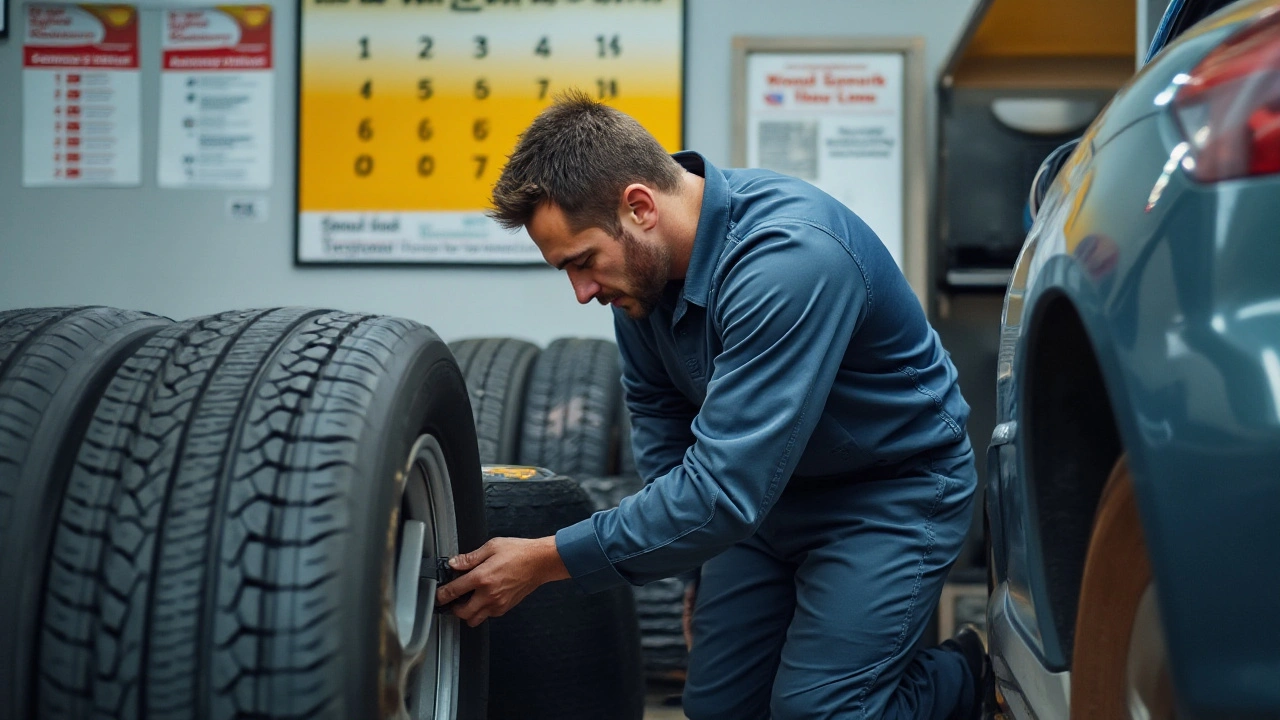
[616,396,636,476]
[517,338,622,477]
[576,474,644,514]
[35,308,488,720]
[482,469,643,720]
[634,579,690,675]
[570,473,687,676]
[449,338,540,465]
[0,306,170,719]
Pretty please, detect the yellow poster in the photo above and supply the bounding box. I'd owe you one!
[297,0,684,264]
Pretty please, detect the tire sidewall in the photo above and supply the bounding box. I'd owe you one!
[345,326,487,719]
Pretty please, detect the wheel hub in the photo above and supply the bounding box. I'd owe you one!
[382,434,461,720]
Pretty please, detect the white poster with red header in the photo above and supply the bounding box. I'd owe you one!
[746,53,905,269]
[158,6,273,189]
[22,4,141,187]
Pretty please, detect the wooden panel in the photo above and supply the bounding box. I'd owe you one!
[953,55,1134,89]
[967,0,1135,58]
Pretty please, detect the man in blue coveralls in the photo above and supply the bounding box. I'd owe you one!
[435,91,987,720]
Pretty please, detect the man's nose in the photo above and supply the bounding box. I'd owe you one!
[568,270,600,305]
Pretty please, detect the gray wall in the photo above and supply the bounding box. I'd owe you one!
[1,0,979,345]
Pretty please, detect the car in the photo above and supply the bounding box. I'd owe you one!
[985,0,1280,718]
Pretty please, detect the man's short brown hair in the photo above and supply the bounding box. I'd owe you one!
[489,90,684,236]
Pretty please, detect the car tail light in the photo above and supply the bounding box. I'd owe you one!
[1173,9,1280,182]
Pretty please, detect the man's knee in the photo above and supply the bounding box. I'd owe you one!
[769,683,859,720]
[680,692,723,720]
[770,688,899,720]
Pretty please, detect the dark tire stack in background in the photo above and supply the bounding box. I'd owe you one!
[482,466,644,720]
[450,336,692,690]
[518,337,623,477]
[0,306,490,720]
[450,338,540,465]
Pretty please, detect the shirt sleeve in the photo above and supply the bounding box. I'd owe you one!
[555,221,870,591]
[612,309,699,483]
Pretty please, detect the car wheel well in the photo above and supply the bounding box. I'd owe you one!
[1023,292,1123,668]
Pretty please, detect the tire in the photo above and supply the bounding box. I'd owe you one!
[449,338,540,465]
[0,306,170,719]
[1070,456,1175,719]
[634,578,690,676]
[577,474,644,513]
[36,308,488,720]
[616,396,636,476]
[482,467,644,720]
[572,474,686,677]
[518,338,622,477]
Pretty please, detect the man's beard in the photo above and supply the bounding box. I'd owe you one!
[614,228,670,318]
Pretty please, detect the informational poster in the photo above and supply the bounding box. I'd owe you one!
[745,53,906,269]
[296,0,684,265]
[22,4,141,187]
[158,6,274,189]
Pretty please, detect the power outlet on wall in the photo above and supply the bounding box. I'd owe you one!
[226,195,269,223]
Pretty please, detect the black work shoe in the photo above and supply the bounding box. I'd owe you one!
[940,623,990,720]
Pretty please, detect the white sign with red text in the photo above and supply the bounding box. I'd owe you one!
[22,4,141,187]
[746,53,905,269]
[158,6,273,189]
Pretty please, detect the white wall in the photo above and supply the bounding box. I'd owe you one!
[0,0,978,346]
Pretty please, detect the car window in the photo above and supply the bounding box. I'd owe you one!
[1146,0,1240,62]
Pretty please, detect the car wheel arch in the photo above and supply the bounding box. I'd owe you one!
[1011,257,1158,671]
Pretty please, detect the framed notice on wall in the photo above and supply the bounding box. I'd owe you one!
[296,0,685,266]
[732,37,927,303]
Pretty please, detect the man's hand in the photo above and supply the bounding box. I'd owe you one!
[435,536,570,627]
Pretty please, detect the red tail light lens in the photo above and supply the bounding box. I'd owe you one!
[1173,9,1280,182]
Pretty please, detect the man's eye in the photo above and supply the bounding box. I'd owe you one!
[577,257,591,270]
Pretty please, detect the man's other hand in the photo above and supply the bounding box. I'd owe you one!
[434,536,570,627]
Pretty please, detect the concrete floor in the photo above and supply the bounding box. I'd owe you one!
[644,700,687,720]
[645,691,686,712]
[644,682,688,720]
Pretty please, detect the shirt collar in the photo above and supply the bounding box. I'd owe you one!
[672,151,730,308]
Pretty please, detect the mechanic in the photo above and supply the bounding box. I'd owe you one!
[435,90,987,720]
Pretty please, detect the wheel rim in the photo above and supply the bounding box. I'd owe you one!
[1126,584,1178,720]
[382,434,461,720]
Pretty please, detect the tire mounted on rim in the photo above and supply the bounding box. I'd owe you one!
[36,308,487,720]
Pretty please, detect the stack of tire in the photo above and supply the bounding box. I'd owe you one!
[0,306,489,720]
[481,465,643,720]
[450,337,690,683]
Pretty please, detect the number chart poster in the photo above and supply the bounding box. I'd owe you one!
[297,0,685,265]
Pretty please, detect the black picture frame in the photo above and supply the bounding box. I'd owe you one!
[292,0,688,268]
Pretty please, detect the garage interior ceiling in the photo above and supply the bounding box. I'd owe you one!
[946,0,1138,89]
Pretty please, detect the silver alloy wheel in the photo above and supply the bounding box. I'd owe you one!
[1126,584,1177,720]
[383,434,461,720]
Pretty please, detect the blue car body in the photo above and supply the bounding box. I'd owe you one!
[986,0,1280,717]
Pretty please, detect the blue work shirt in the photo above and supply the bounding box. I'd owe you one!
[555,152,970,593]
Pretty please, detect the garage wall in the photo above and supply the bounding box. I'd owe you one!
[0,0,979,345]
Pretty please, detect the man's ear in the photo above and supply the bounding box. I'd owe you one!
[622,184,658,231]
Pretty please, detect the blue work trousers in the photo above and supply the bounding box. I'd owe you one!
[682,441,978,720]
